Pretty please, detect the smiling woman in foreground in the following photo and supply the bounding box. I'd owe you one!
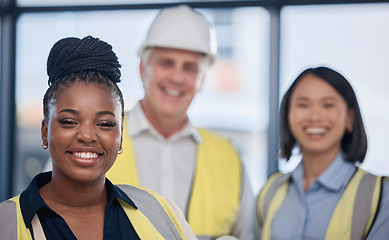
[0,36,195,240]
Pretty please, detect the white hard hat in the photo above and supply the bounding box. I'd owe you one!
[138,5,217,65]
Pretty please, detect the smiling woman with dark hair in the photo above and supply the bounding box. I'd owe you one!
[0,36,195,240]
[257,66,389,240]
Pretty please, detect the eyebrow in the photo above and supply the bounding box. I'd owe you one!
[293,96,309,101]
[58,109,78,115]
[58,109,116,117]
[322,96,338,101]
[96,111,116,117]
[294,95,338,100]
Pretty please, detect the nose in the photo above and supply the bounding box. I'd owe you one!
[77,123,97,143]
[170,67,185,84]
[308,105,321,121]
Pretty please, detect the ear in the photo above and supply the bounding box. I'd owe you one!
[346,108,355,133]
[41,119,48,146]
[120,124,123,150]
[139,60,145,84]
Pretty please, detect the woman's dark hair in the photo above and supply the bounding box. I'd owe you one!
[279,66,367,163]
[43,36,124,123]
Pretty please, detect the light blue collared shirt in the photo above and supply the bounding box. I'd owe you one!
[269,152,389,240]
[271,152,356,240]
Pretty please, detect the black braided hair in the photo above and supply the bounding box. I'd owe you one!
[43,36,124,122]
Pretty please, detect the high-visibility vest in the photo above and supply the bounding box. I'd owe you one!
[257,168,382,240]
[106,119,242,238]
[0,184,185,240]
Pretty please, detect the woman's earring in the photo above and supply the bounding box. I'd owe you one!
[41,143,48,150]
[118,148,123,155]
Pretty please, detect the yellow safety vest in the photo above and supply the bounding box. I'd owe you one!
[1,185,185,240]
[257,168,382,240]
[106,119,242,237]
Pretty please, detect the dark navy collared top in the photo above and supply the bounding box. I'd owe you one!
[19,172,141,240]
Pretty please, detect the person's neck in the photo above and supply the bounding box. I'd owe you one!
[39,173,107,209]
[302,148,340,192]
[39,172,108,240]
[140,101,188,139]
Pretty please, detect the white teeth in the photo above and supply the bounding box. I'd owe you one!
[306,128,326,134]
[72,152,99,159]
[164,88,181,97]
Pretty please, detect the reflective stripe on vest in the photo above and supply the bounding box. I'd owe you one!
[106,118,242,238]
[117,185,185,239]
[257,168,382,240]
[0,186,185,240]
[257,172,290,240]
[0,196,32,240]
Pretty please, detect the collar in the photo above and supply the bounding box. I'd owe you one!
[19,172,52,228]
[127,101,203,143]
[19,172,137,228]
[316,152,356,191]
[291,151,356,192]
[106,178,137,209]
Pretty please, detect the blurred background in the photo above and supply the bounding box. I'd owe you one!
[1,0,389,202]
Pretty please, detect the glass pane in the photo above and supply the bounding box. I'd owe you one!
[17,0,181,7]
[193,7,270,193]
[17,0,253,7]
[15,7,269,195]
[280,3,389,175]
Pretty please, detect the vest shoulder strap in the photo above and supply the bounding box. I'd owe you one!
[117,184,185,240]
[326,168,382,240]
[257,172,290,223]
[257,171,290,240]
[0,196,33,240]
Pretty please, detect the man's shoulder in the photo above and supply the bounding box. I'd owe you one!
[196,127,242,161]
[196,127,230,141]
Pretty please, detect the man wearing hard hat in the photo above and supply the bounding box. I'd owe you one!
[107,5,257,240]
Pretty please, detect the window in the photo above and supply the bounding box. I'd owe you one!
[14,7,270,195]
[280,3,389,174]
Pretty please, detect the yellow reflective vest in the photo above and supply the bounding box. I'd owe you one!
[106,119,242,238]
[0,185,185,240]
[257,168,382,240]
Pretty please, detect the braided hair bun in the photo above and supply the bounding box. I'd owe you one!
[43,36,124,123]
[47,36,121,85]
